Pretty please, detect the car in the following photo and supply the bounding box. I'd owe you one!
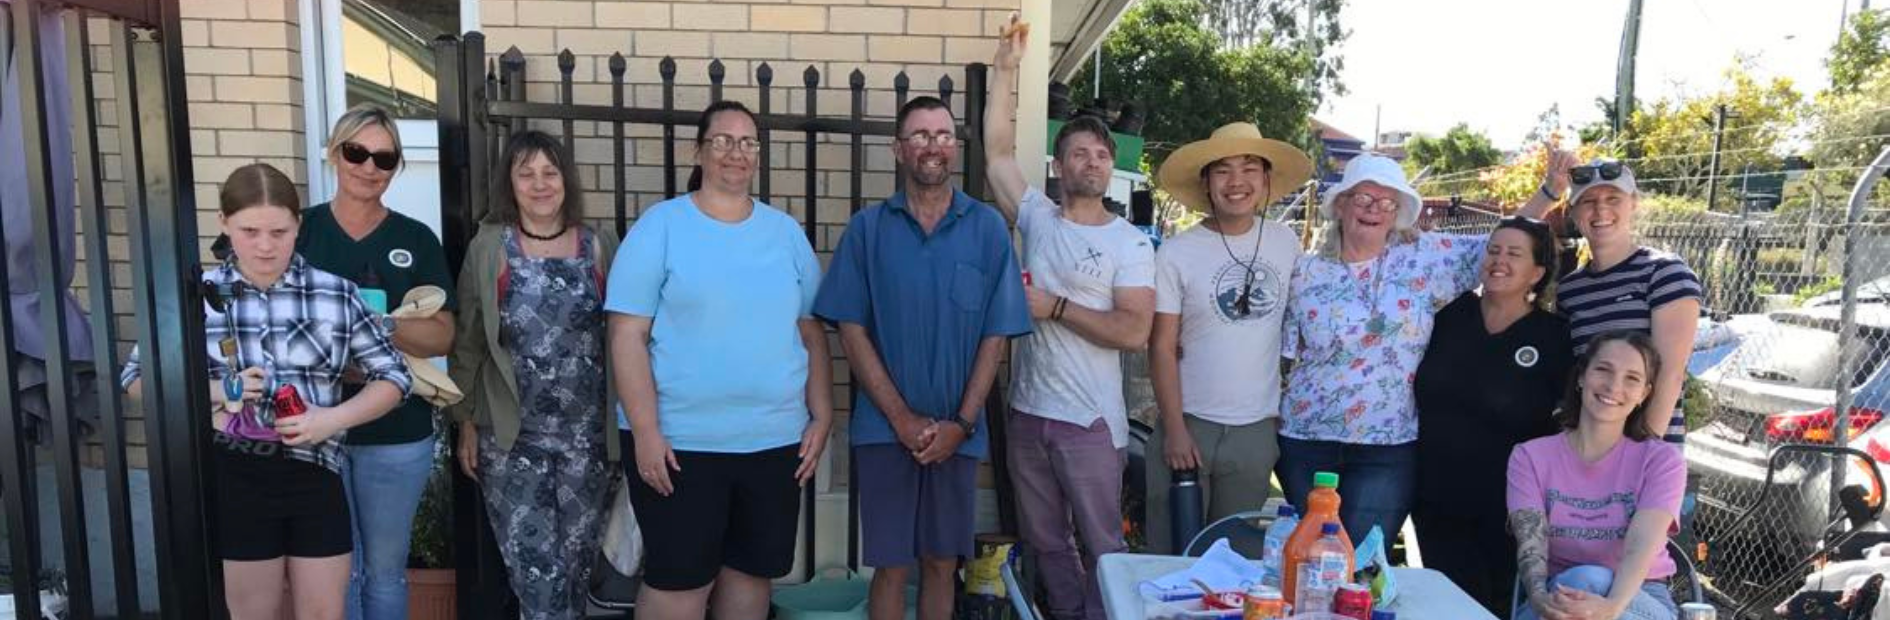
[1803,275,1890,308]
[1685,304,1890,603]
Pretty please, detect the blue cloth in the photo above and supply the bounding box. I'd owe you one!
[605,195,822,453]
[1277,436,1417,547]
[343,436,436,620]
[812,190,1033,459]
[1512,565,1678,620]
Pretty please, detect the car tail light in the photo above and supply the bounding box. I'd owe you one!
[1763,407,1885,444]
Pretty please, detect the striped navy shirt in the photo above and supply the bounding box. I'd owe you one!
[1557,247,1702,443]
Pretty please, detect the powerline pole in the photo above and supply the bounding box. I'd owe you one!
[1706,103,1730,211]
[1615,0,1645,134]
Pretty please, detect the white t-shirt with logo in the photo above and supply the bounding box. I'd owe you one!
[1154,219,1299,426]
[1009,188,1156,448]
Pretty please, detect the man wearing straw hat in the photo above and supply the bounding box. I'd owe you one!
[1145,122,1313,554]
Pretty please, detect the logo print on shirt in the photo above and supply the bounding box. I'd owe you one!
[1210,260,1283,323]
[388,249,414,269]
[1515,346,1540,368]
[1070,246,1107,280]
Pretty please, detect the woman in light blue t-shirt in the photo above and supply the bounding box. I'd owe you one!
[604,100,834,618]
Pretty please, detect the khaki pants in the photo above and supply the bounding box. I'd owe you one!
[1145,415,1280,555]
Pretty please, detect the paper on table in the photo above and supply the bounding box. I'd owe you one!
[1137,539,1267,601]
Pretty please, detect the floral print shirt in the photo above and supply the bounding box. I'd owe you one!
[1282,232,1486,445]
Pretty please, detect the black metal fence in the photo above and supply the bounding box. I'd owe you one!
[429,33,1002,616]
[3,0,216,618]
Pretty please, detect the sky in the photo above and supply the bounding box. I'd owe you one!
[1320,0,1859,151]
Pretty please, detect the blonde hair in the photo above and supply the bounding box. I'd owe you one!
[325,104,403,171]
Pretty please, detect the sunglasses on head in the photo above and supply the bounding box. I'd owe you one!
[1500,215,1549,231]
[339,142,400,171]
[1567,161,1624,186]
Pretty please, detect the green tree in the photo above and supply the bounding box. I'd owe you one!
[1621,62,1803,206]
[1200,0,1350,99]
[1829,9,1890,94]
[1070,0,1317,167]
[1403,123,1503,178]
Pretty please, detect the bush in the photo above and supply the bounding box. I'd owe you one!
[1755,247,1803,273]
[408,439,454,569]
[1793,275,1844,306]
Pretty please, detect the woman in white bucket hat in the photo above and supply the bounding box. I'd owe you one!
[1275,154,1554,544]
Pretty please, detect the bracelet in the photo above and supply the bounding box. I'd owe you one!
[1538,184,1558,201]
[1052,297,1068,320]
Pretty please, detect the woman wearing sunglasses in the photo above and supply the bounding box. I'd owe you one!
[606,101,833,619]
[298,104,459,620]
[1277,154,1553,544]
[447,130,619,619]
[1411,216,1574,617]
[122,164,412,620]
[1548,160,1700,445]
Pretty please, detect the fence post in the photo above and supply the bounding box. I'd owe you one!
[611,53,629,236]
[1831,145,1890,510]
[802,65,820,245]
[757,63,773,205]
[963,65,986,204]
[661,57,678,198]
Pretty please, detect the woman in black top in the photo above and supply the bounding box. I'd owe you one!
[1412,216,1574,618]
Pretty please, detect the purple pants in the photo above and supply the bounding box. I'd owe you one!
[1007,412,1126,620]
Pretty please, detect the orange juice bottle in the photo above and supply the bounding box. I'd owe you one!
[1282,471,1353,605]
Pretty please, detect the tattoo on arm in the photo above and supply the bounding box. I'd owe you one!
[1510,509,1551,597]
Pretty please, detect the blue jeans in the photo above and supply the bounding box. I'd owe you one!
[1276,437,1416,545]
[1513,565,1678,620]
[342,436,436,620]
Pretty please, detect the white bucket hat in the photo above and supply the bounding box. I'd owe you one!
[1321,154,1422,229]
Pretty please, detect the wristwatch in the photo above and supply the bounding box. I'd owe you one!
[377,314,397,334]
[953,416,977,437]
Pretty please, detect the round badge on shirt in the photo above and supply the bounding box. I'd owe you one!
[1515,345,1540,368]
[388,249,414,269]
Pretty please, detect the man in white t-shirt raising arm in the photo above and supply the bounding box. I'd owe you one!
[1144,121,1313,554]
[984,16,1155,620]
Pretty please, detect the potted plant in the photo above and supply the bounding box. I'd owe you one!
[406,440,456,620]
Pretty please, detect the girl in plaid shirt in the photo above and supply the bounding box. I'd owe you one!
[122,163,410,620]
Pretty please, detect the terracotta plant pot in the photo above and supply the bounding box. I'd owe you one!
[405,568,457,620]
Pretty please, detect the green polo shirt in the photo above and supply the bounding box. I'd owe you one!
[297,203,456,445]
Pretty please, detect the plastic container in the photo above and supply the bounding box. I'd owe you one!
[1170,469,1205,553]
[1293,523,1350,613]
[1261,504,1299,588]
[1282,472,1352,605]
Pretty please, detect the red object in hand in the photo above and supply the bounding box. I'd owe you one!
[1021,270,1032,287]
[273,383,307,419]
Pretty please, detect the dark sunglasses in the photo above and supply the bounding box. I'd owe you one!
[1499,215,1549,231]
[1567,161,1624,186]
[339,142,400,171]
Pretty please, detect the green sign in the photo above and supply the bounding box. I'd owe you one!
[1046,119,1146,173]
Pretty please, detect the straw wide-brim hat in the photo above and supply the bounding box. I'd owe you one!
[1157,122,1314,211]
[389,285,463,408]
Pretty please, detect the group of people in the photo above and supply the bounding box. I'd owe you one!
[115,20,1705,620]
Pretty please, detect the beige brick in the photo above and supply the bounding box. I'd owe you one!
[751,5,827,32]
[181,20,210,47]
[979,10,1014,36]
[180,0,246,20]
[945,37,991,64]
[906,8,981,36]
[255,104,295,130]
[250,0,291,22]
[556,29,634,55]
[485,27,557,53]
[250,49,293,77]
[187,102,255,129]
[867,35,941,63]
[211,21,292,49]
[867,0,942,7]
[789,34,864,61]
[485,1,517,26]
[189,129,218,156]
[214,76,297,103]
[184,48,250,75]
[634,30,712,57]
[515,1,593,27]
[596,2,670,28]
[674,3,748,30]
[185,75,216,101]
[829,7,904,33]
[713,32,790,59]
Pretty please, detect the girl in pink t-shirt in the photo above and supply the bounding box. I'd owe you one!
[1507,331,1687,620]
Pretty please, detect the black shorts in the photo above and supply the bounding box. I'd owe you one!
[214,444,353,561]
[622,431,802,591]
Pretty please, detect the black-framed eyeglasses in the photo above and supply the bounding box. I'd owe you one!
[900,132,958,148]
[339,142,400,171]
[707,134,762,153]
[1568,160,1624,186]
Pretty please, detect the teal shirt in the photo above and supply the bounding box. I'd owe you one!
[296,204,456,445]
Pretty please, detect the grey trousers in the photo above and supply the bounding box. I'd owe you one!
[1144,415,1280,555]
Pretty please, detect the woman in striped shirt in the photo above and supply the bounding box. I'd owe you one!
[1551,160,1702,443]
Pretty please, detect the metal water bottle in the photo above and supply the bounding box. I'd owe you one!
[1170,469,1204,553]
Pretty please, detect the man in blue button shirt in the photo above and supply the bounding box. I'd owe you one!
[814,96,1032,620]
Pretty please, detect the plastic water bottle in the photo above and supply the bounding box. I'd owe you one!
[1294,522,1349,613]
[1261,504,1298,588]
[1169,469,1204,554]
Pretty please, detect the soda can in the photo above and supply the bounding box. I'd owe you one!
[273,383,308,419]
[1332,583,1373,619]
[1679,602,1717,620]
[1241,585,1286,620]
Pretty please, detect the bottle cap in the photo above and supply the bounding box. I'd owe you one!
[1320,522,1339,535]
[1172,469,1198,484]
[1276,504,1296,518]
[1314,471,1340,488]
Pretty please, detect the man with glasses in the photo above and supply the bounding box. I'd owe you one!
[814,96,1032,620]
[981,21,1153,620]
